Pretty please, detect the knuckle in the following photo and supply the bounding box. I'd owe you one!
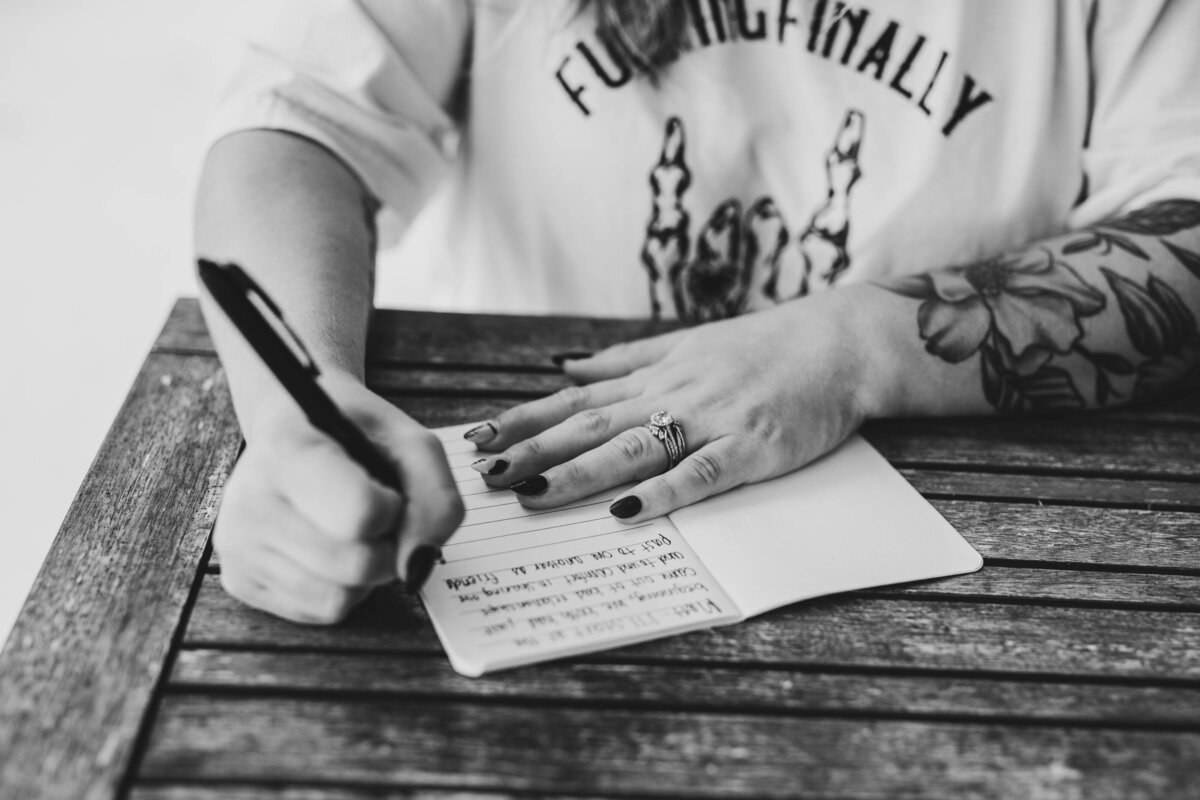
[682,451,724,488]
[330,544,377,586]
[445,491,467,529]
[219,567,250,601]
[514,435,547,463]
[613,429,654,464]
[309,586,355,625]
[605,341,631,362]
[427,488,467,536]
[408,427,443,455]
[573,406,611,437]
[220,566,269,611]
[556,384,590,413]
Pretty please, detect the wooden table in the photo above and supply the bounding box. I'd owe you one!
[2,298,1199,800]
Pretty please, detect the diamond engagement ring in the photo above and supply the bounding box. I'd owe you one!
[645,411,686,470]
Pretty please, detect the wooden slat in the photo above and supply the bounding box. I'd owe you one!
[170,649,1200,726]
[366,366,564,397]
[864,417,1200,479]
[140,695,1200,798]
[183,576,1200,680]
[933,500,1200,570]
[153,298,677,367]
[0,353,241,800]
[902,469,1200,510]
[882,567,1200,608]
[131,788,526,800]
[186,578,441,652]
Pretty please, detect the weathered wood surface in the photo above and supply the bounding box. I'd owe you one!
[170,649,1200,726]
[183,576,1200,680]
[131,789,533,800]
[139,695,1200,799]
[0,353,241,800]
[901,469,1200,510]
[208,497,1200,573]
[9,299,1198,800]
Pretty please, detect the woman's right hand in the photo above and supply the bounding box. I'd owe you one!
[213,375,464,624]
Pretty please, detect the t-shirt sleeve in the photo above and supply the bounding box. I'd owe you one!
[206,0,471,227]
[1068,0,1200,227]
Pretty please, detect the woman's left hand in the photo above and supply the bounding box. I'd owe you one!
[465,286,884,521]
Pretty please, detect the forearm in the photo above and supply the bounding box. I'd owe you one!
[194,130,379,438]
[854,200,1200,418]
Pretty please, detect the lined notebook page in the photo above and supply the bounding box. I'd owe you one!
[421,426,740,676]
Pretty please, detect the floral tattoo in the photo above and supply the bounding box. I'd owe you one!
[881,200,1200,412]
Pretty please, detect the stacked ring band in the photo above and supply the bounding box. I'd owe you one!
[645,411,687,469]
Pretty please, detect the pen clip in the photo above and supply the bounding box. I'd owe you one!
[222,261,321,379]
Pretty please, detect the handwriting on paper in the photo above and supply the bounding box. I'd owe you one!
[419,429,738,672]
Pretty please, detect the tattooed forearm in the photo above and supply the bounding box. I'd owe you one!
[878,199,1200,412]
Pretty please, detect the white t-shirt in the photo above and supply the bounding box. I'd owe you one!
[209,0,1200,320]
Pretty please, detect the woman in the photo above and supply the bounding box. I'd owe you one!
[197,0,1200,624]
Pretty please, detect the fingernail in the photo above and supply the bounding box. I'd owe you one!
[471,457,508,476]
[610,495,642,519]
[509,475,548,496]
[463,422,497,444]
[405,545,439,593]
[550,350,593,367]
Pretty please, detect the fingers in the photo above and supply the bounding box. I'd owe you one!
[262,507,397,588]
[273,436,404,544]
[381,427,465,585]
[216,403,464,625]
[475,398,648,488]
[562,331,683,384]
[508,425,671,507]
[215,489,388,625]
[467,378,636,452]
[463,333,684,457]
[219,547,372,626]
[609,439,745,523]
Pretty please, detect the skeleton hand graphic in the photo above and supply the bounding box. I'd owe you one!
[640,117,690,319]
[640,111,863,321]
[801,109,864,288]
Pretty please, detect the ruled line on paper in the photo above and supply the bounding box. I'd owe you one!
[422,424,741,674]
[459,498,611,528]
[447,513,627,548]
[441,522,655,564]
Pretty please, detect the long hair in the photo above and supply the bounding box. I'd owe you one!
[578,0,690,79]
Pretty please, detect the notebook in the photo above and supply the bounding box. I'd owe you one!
[420,424,983,677]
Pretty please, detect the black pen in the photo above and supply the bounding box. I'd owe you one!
[196,258,404,494]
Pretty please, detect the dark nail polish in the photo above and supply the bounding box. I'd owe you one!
[550,350,593,367]
[487,459,509,476]
[610,495,642,519]
[510,475,548,496]
[405,545,439,593]
[463,422,497,443]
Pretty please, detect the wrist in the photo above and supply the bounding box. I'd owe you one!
[240,368,367,444]
[829,283,906,421]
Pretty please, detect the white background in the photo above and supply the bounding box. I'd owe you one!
[0,1,248,645]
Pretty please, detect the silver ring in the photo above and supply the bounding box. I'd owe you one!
[645,411,686,470]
